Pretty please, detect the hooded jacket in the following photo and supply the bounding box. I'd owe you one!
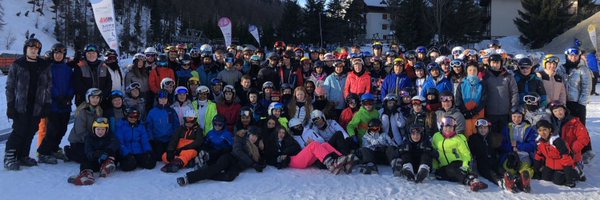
[6,57,52,116]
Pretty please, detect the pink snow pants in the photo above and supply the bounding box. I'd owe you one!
[289,142,342,169]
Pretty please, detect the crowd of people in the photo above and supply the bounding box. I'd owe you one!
[4,38,596,192]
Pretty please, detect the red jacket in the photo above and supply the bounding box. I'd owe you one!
[344,71,371,98]
[149,67,175,94]
[559,117,590,162]
[217,102,241,132]
[338,107,356,130]
[535,136,575,170]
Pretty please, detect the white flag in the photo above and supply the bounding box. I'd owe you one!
[248,24,260,46]
[90,0,119,54]
[218,17,233,47]
[588,24,597,51]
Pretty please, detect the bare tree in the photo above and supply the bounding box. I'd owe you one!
[4,31,16,50]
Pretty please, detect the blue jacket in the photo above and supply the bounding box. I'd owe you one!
[50,62,75,113]
[196,65,219,87]
[205,129,234,151]
[514,72,548,107]
[145,105,180,143]
[381,73,413,100]
[323,73,347,110]
[587,52,598,73]
[499,123,538,164]
[420,76,453,97]
[115,119,152,156]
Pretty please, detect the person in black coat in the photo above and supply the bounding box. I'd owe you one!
[468,119,509,191]
[72,44,112,107]
[263,127,302,169]
[398,124,438,183]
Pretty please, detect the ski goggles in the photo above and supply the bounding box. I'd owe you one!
[399,90,410,98]
[128,82,141,90]
[440,117,456,127]
[544,56,560,63]
[26,41,42,49]
[211,79,223,86]
[213,122,224,127]
[410,126,424,134]
[368,126,381,132]
[163,80,175,87]
[176,87,188,95]
[416,47,427,54]
[181,60,191,65]
[362,101,374,106]
[145,53,157,58]
[564,48,580,55]
[450,60,463,68]
[475,119,491,127]
[188,79,200,86]
[53,48,67,54]
[127,112,140,119]
[523,95,539,105]
[84,45,98,52]
[95,117,109,124]
[411,99,423,105]
[440,96,453,102]
[240,110,252,117]
[311,117,323,123]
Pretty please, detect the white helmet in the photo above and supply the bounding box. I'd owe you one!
[144,47,158,55]
[184,109,197,118]
[451,46,464,55]
[200,44,213,53]
[160,77,175,89]
[133,53,146,60]
[85,88,102,103]
[514,54,527,61]
[288,118,303,128]
[196,85,210,94]
[434,56,449,64]
[310,110,325,121]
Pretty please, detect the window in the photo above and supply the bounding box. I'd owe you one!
[382,24,388,30]
[382,14,388,20]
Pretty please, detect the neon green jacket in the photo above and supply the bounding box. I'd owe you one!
[192,100,218,136]
[432,132,472,169]
[346,107,380,140]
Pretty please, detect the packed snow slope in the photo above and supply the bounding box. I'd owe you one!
[541,11,600,54]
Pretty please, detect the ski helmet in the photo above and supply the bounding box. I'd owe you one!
[144,47,158,55]
[85,88,102,104]
[23,38,42,55]
[92,117,109,130]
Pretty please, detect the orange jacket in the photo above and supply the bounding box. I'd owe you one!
[149,67,175,94]
[535,136,575,170]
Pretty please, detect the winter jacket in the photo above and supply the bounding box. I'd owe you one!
[217,102,242,132]
[171,100,193,126]
[338,107,357,130]
[124,68,150,94]
[106,63,124,92]
[344,71,371,98]
[323,72,347,110]
[306,119,349,142]
[257,66,280,90]
[308,72,327,87]
[196,64,220,87]
[406,109,438,138]
[192,100,218,135]
[288,101,312,126]
[68,104,103,144]
[483,68,518,115]
[398,136,438,163]
[379,108,405,145]
[514,72,548,107]
[279,65,303,88]
[524,108,551,127]
[432,132,471,169]
[534,135,574,170]
[381,73,413,100]
[205,129,234,151]
[175,68,199,87]
[362,131,396,151]
[149,66,175,94]
[263,133,302,166]
[455,75,486,118]
[587,52,598,73]
[146,105,180,143]
[49,61,75,113]
[167,123,204,152]
[552,116,590,162]
[537,71,567,105]
[435,107,466,135]
[114,119,152,156]
[217,67,243,86]
[420,75,453,98]
[6,57,52,116]
[84,132,120,162]
[559,62,593,105]
[347,106,380,141]
[104,107,125,133]
[468,133,500,172]
[232,135,261,169]
[499,123,538,164]
[73,60,112,105]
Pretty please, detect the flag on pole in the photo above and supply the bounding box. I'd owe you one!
[248,24,260,46]
[90,0,119,54]
[588,24,597,51]
[218,17,233,47]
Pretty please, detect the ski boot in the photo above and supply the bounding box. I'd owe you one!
[499,172,518,193]
[415,164,430,183]
[3,149,20,171]
[401,163,415,181]
[99,159,116,177]
[38,154,58,165]
[68,169,95,186]
[390,158,403,177]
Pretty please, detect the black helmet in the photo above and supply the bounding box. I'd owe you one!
[125,107,140,119]
[489,54,503,63]
[104,49,118,57]
[213,115,226,125]
[181,54,192,65]
[518,58,533,67]
[368,118,382,128]
[51,43,67,55]
[346,93,360,105]
[157,54,168,66]
[23,38,42,55]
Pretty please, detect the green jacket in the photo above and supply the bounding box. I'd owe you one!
[192,100,218,136]
[346,106,380,141]
[432,132,472,169]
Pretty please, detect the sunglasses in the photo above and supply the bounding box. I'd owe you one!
[440,96,453,102]
[475,119,490,127]
[410,127,423,134]
[399,91,410,98]
[128,113,140,119]
[523,95,539,105]
[519,66,532,70]
[106,56,117,61]
[369,127,381,132]
[54,49,67,54]
[146,54,157,57]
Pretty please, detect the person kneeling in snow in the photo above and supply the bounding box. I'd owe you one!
[68,117,119,185]
[398,124,437,183]
[533,120,579,188]
[177,128,266,186]
[160,109,204,173]
[358,119,400,175]
[432,116,488,192]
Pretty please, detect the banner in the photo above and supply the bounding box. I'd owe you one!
[588,24,597,51]
[90,0,119,54]
[248,24,260,46]
[218,17,232,47]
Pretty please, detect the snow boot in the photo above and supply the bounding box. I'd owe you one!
[54,148,69,162]
[323,153,352,175]
[415,164,430,183]
[19,157,38,167]
[38,154,58,165]
[582,151,595,164]
[359,163,378,175]
[520,171,531,193]
[344,154,359,174]
[69,169,95,186]
[177,176,189,186]
[194,150,209,171]
[4,149,20,171]
[162,158,184,173]
[390,158,403,177]
[401,163,415,181]
[576,163,587,182]
[499,172,518,193]
[467,175,488,192]
[276,155,290,169]
[99,159,116,177]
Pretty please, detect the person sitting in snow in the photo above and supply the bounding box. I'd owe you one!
[195,115,234,167]
[533,120,579,188]
[114,107,156,171]
[499,109,538,193]
[398,124,437,183]
[146,89,180,161]
[68,117,119,185]
[161,110,204,173]
[358,119,400,175]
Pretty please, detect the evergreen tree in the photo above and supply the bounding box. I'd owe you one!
[515,0,574,48]
[278,0,303,44]
[573,0,600,24]
[388,0,434,48]
[326,0,347,44]
[441,0,484,44]
[303,0,326,46]
[344,0,366,44]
